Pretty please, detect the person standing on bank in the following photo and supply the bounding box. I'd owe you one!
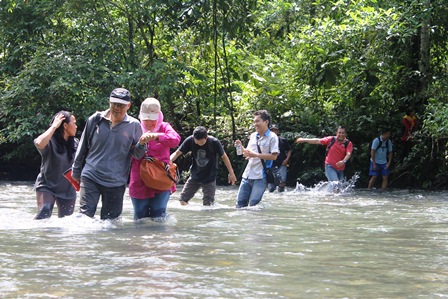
[368,128,393,190]
[234,110,279,208]
[401,107,418,157]
[170,126,237,206]
[129,98,180,220]
[33,111,78,220]
[268,124,292,193]
[295,126,353,185]
[72,88,145,220]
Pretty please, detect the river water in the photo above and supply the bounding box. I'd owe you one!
[1,180,448,298]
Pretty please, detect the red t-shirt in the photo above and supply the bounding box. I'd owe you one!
[320,136,353,170]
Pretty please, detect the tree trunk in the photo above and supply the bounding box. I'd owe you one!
[418,0,431,90]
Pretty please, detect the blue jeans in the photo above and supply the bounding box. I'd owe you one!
[131,191,170,220]
[325,164,344,182]
[236,178,267,208]
[268,165,287,192]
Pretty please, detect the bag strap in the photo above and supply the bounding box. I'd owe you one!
[326,136,350,156]
[143,155,177,183]
[87,112,102,151]
[375,137,382,151]
[325,137,336,156]
[374,136,390,155]
[256,137,268,171]
[164,163,177,183]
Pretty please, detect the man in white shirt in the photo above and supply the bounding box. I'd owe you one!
[234,110,279,208]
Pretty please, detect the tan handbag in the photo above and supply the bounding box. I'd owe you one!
[139,156,178,191]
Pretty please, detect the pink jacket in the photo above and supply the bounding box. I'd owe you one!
[129,112,181,199]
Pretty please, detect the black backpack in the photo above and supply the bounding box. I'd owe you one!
[369,137,390,157]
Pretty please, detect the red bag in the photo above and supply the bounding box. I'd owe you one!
[139,156,178,191]
[63,168,80,191]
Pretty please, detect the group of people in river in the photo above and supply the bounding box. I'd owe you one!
[33,87,418,221]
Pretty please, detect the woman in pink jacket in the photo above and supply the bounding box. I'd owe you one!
[129,98,181,221]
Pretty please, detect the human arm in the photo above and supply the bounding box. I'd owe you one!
[221,152,236,185]
[282,149,292,166]
[370,149,377,170]
[34,113,66,150]
[295,138,321,144]
[386,152,392,168]
[71,120,92,182]
[335,141,353,168]
[139,132,160,144]
[243,149,278,161]
[170,149,184,163]
[132,124,146,159]
[335,152,352,168]
[140,123,181,149]
[386,140,393,168]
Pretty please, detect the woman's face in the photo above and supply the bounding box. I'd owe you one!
[65,115,77,137]
[143,119,157,131]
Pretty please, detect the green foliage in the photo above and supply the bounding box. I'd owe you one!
[1,0,448,188]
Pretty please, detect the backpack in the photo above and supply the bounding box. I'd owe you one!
[369,137,390,157]
[325,136,349,156]
[87,112,102,151]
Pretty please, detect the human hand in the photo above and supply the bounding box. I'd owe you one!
[228,173,237,185]
[336,161,345,167]
[52,113,66,129]
[139,132,159,144]
[243,149,256,159]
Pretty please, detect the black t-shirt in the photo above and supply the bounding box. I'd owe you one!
[273,136,291,167]
[179,136,225,183]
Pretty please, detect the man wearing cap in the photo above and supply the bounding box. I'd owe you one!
[72,88,145,220]
[268,124,292,192]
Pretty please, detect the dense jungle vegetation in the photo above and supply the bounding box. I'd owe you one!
[1,0,447,189]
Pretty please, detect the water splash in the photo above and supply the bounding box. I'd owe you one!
[294,172,360,194]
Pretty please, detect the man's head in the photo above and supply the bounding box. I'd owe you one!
[193,126,208,146]
[253,110,271,134]
[381,128,391,140]
[336,126,347,141]
[109,88,131,120]
[270,124,280,135]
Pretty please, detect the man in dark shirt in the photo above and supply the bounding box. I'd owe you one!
[170,126,236,206]
[268,124,292,192]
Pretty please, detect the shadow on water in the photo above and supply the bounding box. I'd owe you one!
[1,180,448,298]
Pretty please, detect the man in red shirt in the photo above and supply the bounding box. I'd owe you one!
[295,126,353,184]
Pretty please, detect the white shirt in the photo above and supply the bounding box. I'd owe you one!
[242,130,279,179]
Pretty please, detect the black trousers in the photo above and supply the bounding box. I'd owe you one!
[79,177,126,220]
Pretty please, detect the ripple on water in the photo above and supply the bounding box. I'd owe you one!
[1,181,448,298]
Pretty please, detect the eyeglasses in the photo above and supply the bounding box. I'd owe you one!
[110,102,127,108]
